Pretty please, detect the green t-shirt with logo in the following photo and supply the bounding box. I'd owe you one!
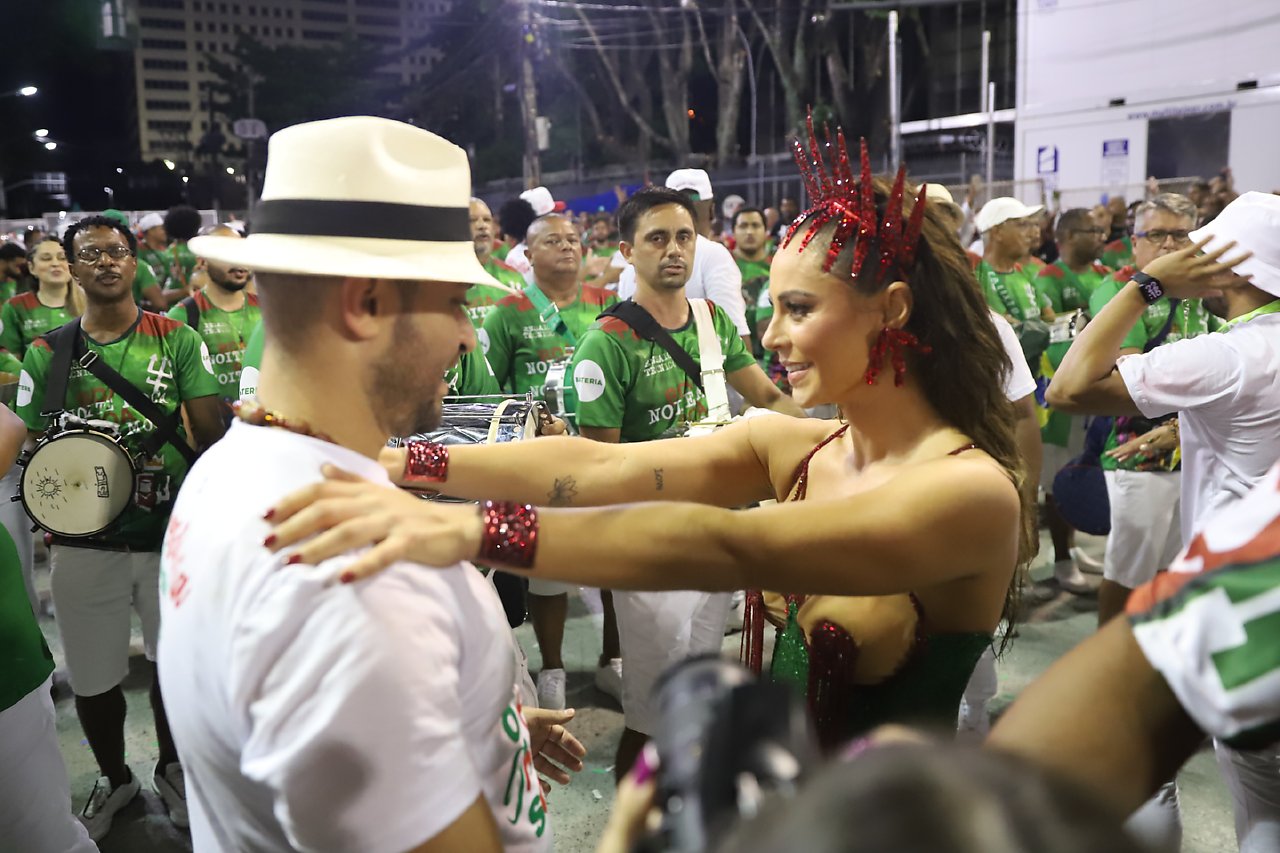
[735,255,772,360]
[0,292,75,375]
[481,284,617,396]
[167,292,261,399]
[239,320,265,400]
[16,311,220,550]
[571,300,755,443]
[0,527,53,712]
[1101,236,1134,271]
[1089,268,1219,471]
[468,257,525,328]
[975,259,1041,323]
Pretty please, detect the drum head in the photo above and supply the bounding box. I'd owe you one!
[22,431,135,538]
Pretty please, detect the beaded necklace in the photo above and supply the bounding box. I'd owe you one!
[233,400,335,444]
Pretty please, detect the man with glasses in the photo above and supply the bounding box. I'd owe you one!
[14,215,226,840]
[1048,191,1280,850]
[481,212,621,711]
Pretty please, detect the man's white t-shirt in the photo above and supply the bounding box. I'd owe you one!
[991,310,1037,402]
[616,234,750,336]
[1118,312,1280,543]
[157,422,550,853]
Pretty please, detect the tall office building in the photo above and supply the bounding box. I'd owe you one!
[117,0,448,163]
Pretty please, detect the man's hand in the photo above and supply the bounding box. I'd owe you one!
[1104,422,1177,465]
[522,706,586,790]
[1141,236,1250,299]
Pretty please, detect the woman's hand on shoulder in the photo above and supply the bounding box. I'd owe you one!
[265,465,482,583]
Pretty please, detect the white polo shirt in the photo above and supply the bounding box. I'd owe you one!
[1118,311,1280,542]
[616,234,750,336]
[158,422,551,853]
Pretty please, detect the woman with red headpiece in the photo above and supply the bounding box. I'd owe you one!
[262,125,1036,756]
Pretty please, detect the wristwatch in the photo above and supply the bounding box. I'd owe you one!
[1131,271,1165,304]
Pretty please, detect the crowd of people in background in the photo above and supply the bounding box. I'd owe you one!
[1,121,1279,853]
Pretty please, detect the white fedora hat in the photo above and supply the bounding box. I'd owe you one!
[189,116,500,286]
[1191,191,1280,298]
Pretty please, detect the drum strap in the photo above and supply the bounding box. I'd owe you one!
[43,320,198,467]
[689,298,730,422]
[603,300,704,392]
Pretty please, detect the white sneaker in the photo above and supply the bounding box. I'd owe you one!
[1071,545,1105,575]
[154,761,188,829]
[1053,559,1100,595]
[595,658,623,703]
[79,769,140,841]
[536,668,566,710]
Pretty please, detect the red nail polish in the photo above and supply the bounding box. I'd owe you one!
[263,534,277,548]
[286,554,302,565]
[339,571,355,584]
[263,508,275,521]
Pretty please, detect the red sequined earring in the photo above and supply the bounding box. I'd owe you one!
[863,328,932,387]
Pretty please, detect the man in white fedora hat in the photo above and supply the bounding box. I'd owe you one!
[1048,190,1280,851]
[157,116,583,852]
[616,169,750,346]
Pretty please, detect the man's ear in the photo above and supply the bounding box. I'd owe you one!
[619,240,634,264]
[335,277,387,340]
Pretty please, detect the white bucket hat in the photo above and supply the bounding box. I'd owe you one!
[189,116,500,286]
[138,212,165,232]
[520,186,563,217]
[974,196,1044,233]
[1190,191,1280,298]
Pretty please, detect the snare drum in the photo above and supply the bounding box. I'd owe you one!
[19,428,137,538]
[541,359,573,423]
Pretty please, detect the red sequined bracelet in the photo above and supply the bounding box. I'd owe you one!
[478,501,539,570]
[403,440,449,484]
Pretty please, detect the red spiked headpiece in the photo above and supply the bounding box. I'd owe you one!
[783,115,928,286]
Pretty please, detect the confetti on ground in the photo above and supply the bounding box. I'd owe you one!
[591,789,603,801]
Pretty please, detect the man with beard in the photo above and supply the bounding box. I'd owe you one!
[1101,195,1135,269]
[732,206,773,363]
[0,242,26,300]
[15,215,226,840]
[171,224,261,406]
[467,198,524,327]
[1048,191,1280,850]
[157,117,579,852]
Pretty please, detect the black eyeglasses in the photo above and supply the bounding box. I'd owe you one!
[1135,230,1192,246]
[75,246,134,263]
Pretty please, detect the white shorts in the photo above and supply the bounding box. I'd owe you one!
[50,545,161,697]
[526,577,576,597]
[1102,470,1182,588]
[613,589,731,735]
[0,677,97,853]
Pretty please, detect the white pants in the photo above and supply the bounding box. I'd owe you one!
[1215,740,1280,853]
[613,589,731,735]
[0,677,98,853]
[50,545,161,697]
[1102,470,1182,588]
[0,464,37,615]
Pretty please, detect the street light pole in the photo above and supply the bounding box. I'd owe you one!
[518,0,541,187]
[736,24,760,205]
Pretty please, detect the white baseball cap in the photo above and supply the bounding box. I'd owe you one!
[520,186,564,216]
[1191,191,1280,298]
[975,197,1044,233]
[138,212,164,232]
[666,168,714,201]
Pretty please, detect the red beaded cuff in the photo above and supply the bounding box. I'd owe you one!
[478,501,539,570]
[403,440,449,484]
